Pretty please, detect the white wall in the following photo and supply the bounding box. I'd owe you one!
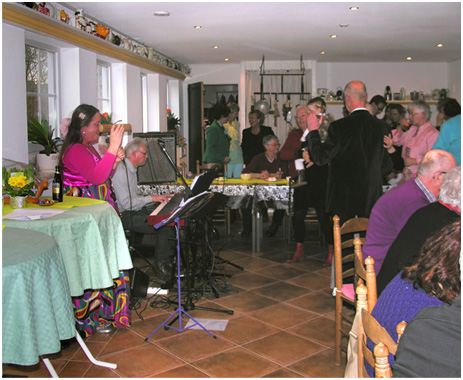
[2,23,29,165]
[448,59,461,102]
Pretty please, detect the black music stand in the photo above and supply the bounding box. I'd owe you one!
[145,192,231,341]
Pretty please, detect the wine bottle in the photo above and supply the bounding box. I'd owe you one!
[52,165,63,202]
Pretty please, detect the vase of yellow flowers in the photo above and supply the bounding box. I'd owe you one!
[2,166,35,209]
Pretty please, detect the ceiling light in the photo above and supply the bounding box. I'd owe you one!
[153,11,170,16]
[320,51,325,55]
[349,6,359,11]
[330,34,337,39]
[339,24,349,28]
[213,46,219,49]
[224,58,229,62]
[194,25,202,29]
[406,57,412,61]
[437,43,443,48]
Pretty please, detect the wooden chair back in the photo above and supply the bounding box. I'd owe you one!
[333,215,369,365]
[356,284,407,378]
[354,238,377,312]
[196,160,225,176]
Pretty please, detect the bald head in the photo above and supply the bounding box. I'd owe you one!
[344,80,367,112]
[417,149,458,198]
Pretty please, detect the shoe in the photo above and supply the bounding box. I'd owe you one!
[154,261,172,279]
[288,243,304,262]
[265,223,280,237]
[241,229,251,238]
[323,244,334,266]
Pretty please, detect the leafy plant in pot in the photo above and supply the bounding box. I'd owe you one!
[27,117,62,173]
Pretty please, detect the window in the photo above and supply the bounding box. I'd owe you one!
[97,62,111,114]
[25,44,57,129]
[141,73,148,132]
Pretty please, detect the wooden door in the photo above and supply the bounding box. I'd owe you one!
[188,81,204,171]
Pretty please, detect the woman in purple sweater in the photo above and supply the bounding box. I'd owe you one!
[367,219,460,376]
[59,104,127,337]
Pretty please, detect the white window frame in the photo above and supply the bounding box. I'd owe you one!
[141,73,148,132]
[97,61,111,114]
[25,43,59,134]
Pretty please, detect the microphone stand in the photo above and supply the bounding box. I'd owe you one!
[157,139,193,200]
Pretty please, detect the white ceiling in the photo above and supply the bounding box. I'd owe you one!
[60,2,461,65]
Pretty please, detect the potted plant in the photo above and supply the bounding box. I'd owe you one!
[2,166,35,208]
[27,117,62,173]
[167,109,181,133]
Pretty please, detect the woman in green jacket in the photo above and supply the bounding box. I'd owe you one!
[203,103,232,166]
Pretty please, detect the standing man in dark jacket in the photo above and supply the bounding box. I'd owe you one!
[306,80,392,224]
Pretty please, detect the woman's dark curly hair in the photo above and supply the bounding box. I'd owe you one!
[402,219,461,304]
[58,104,100,164]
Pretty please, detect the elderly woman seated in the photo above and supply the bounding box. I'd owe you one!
[240,135,289,238]
[366,219,461,376]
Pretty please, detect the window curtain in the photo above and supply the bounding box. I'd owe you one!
[245,69,312,148]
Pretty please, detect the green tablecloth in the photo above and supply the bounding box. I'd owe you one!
[2,227,75,365]
[2,197,133,296]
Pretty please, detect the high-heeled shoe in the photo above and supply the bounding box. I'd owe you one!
[288,243,304,263]
[323,244,334,266]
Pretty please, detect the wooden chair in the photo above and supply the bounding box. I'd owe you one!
[356,284,407,378]
[354,237,377,312]
[333,215,369,365]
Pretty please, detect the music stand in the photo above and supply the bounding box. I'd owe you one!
[145,192,227,341]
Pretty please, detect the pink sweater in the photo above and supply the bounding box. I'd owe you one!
[62,144,116,186]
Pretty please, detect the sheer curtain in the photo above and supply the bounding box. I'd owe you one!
[245,69,312,146]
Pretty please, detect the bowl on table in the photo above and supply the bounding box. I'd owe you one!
[240,173,251,181]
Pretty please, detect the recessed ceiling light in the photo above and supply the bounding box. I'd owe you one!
[320,51,325,55]
[224,58,229,62]
[437,43,443,48]
[339,24,349,28]
[349,6,359,11]
[213,45,219,49]
[330,34,337,39]
[153,11,170,16]
[194,25,202,29]
[406,56,412,61]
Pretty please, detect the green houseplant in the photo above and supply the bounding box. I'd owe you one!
[27,117,62,156]
[27,117,62,173]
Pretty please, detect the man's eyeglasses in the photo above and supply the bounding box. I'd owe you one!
[267,143,280,147]
[137,150,148,157]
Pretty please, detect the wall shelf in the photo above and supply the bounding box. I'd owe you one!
[326,100,438,105]
[2,3,186,80]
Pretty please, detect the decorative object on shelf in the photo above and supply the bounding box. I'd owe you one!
[75,9,87,31]
[431,88,440,100]
[336,87,343,101]
[3,166,35,208]
[59,9,70,24]
[394,93,401,100]
[439,88,448,100]
[384,85,392,101]
[96,24,109,40]
[400,87,406,100]
[317,88,328,98]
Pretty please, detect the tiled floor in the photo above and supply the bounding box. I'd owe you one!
[3,216,347,377]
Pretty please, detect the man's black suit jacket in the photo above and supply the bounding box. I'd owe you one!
[307,109,392,222]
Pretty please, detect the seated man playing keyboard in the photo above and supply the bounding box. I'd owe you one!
[112,137,176,278]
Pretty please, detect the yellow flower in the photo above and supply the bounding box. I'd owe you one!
[8,174,29,189]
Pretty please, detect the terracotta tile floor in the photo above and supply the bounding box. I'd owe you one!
[3,217,347,377]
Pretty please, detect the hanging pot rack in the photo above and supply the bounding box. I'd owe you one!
[253,55,311,97]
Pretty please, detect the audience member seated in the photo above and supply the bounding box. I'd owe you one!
[392,100,439,184]
[59,104,128,335]
[112,137,176,278]
[433,113,461,165]
[279,100,334,264]
[203,103,232,166]
[367,219,461,377]
[240,135,289,238]
[241,109,275,166]
[363,149,457,274]
[376,166,461,295]
[369,94,387,117]
[393,294,461,377]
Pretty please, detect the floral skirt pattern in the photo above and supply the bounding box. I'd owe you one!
[72,271,131,337]
[64,182,118,213]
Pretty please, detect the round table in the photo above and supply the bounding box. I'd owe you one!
[2,227,75,365]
